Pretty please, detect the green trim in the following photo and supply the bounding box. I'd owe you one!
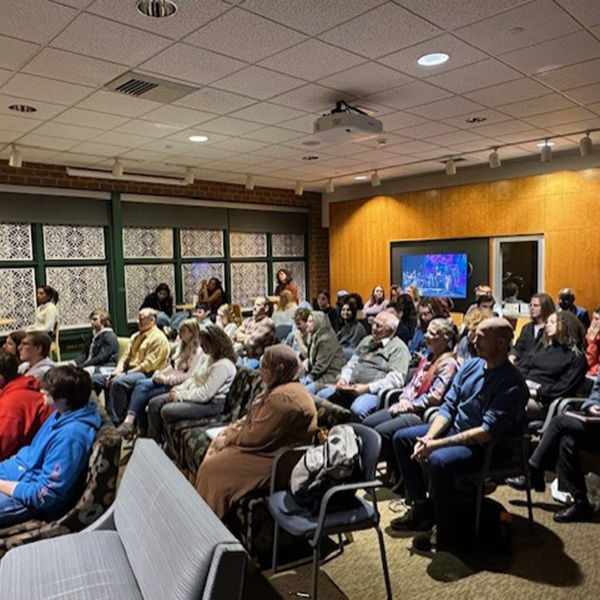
[32,223,45,285]
[108,192,127,336]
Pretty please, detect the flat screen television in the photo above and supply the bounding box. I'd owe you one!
[401,253,468,298]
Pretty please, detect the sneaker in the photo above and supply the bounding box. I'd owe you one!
[553,500,594,523]
[390,501,434,531]
[116,421,136,440]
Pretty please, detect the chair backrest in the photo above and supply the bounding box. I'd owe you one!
[449,312,464,327]
[116,336,130,361]
[222,366,264,422]
[275,324,293,342]
[348,423,381,482]
[50,321,61,361]
[114,439,243,600]
[514,317,529,340]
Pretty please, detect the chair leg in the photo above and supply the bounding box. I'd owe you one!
[337,533,344,555]
[523,467,534,532]
[311,543,319,600]
[375,525,393,600]
[474,480,484,540]
[271,522,280,573]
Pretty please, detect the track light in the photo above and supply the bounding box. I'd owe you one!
[184,169,194,185]
[325,179,334,193]
[8,145,22,168]
[245,175,254,190]
[488,148,501,169]
[294,180,304,196]
[370,170,381,187]
[112,159,123,177]
[540,140,552,163]
[445,158,456,176]
[579,132,592,157]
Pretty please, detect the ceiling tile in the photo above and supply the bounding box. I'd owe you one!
[86,0,229,39]
[139,105,217,127]
[179,146,236,160]
[212,66,304,100]
[51,13,172,66]
[212,138,269,152]
[259,39,365,80]
[394,0,531,30]
[241,126,303,143]
[320,3,441,59]
[23,48,128,87]
[76,90,161,117]
[114,120,183,138]
[139,43,246,86]
[0,114,44,133]
[51,0,95,7]
[564,83,600,105]
[0,95,66,120]
[174,87,255,113]
[18,133,80,151]
[554,1,600,27]
[408,96,485,119]
[139,139,194,154]
[317,63,412,97]
[185,8,306,61]
[500,31,600,75]
[227,103,306,125]
[253,144,304,158]
[92,131,154,148]
[71,140,130,156]
[523,107,597,128]
[1,73,92,106]
[166,129,230,145]
[52,152,103,166]
[533,58,600,90]
[0,128,21,143]
[490,127,550,143]
[0,36,39,71]
[464,77,551,107]
[396,121,458,139]
[367,80,453,110]
[424,130,487,146]
[498,93,576,117]
[0,69,11,88]
[385,140,440,155]
[275,113,316,133]
[30,121,104,141]
[268,83,341,112]
[0,0,78,44]
[241,0,386,35]
[379,111,428,131]
[441,109,512,130]
[54,107,130,129]
[201,116,264,136]
[377,33,487,78]
[16,148,61,163]
[472,119,546,138]
[424,59,521,94]
[544,117,600,135]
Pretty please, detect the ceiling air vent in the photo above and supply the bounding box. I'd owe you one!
[104,72,197,104]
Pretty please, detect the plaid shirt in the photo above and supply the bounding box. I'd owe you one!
[234,315,276,358]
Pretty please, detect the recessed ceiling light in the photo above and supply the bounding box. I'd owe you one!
[188,134,209,143]
[465,116,487,123]
[137,0,177,18]
[354,175,368,180]
[536,141,555,147]
[302,154,319,161]
[417,52,449,67]
[8,104,36,113]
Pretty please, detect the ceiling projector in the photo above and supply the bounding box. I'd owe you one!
[313,101,383,142]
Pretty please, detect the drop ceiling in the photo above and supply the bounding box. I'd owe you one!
[0,0,599,191]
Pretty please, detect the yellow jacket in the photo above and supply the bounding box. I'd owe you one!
[119,326,169,373]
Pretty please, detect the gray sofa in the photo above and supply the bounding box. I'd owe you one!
[0,439,247,600]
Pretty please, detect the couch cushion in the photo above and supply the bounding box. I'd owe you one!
[114,439,243,600]
[0,530,142,600]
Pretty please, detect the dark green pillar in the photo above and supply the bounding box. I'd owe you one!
[108,192,127,336]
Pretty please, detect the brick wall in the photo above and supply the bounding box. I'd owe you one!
[0,161,329,296]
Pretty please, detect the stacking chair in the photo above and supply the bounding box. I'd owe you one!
[49,321,60,362]
[267,423,392,600]
[275,323,292,342]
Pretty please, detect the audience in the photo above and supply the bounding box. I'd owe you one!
[584,306,600,377]
[386,304,411,345]
[195,344,316,518]
[337,302,367,358]
[193,302,214,330]
[363,318,459,485]
[18,332,54,381]
[140,283,174,329]
[405,285,421,310]
[274,269,299,304]
[408,297,448,358]
[0,366,100,527]
[476,294,497,314]
[510,293,555,365]
[272,290,298,327]
[558,288,590,329]
[364,285,389,322]
[3,330,26,361]
[389,284,401,305]
[197,277,225,315]
[28,285,59,334]
[302,312,347,393]
[317,311,410,419]
[312,290,340,332]
[233,296,276,369]
[455,307,492,364]
[216,303,240,340]
[392,318,528,550]
[147,326,236,444]
[284,307,310,360]
[396,293,418,339]
[74,309,119,371]
[517,311,587,418]
[117,318,203,438]
[0,351,53,460]
[465,285,493,315]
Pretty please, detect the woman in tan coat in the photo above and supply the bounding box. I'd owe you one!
[195,344,317,518]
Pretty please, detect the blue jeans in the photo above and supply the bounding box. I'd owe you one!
[316,386,379,419]
[107,372,151,425]
[0,494,38,528]
[128,378,171,418]
[170,310,191,330]
[237,357,260,369]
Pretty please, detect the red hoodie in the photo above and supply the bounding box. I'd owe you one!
[0,375,54,460]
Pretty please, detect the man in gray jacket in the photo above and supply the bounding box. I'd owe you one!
[317,311,410,419]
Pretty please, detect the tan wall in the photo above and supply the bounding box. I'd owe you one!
[329,168,600,312]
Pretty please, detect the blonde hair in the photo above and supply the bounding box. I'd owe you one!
[463,307,492,332]
[177,318,202,368]
[89,308,112,328]
[217,303,241,325]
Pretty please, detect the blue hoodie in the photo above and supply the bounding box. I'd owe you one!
[0,402,101,514]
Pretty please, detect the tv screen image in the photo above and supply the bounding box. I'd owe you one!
[401,253,468,298]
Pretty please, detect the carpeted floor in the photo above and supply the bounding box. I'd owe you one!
[259,485,599,600]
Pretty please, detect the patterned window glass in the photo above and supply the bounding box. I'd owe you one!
[230,263,268,309]
[46,266,109,329]
[124,264,175,321]
[229,232,267,258]
[272,233,305,257]
[0,268,36,333]
[273,261,306,301]
[180,229,224,258]
[181,263,225,303]
[123,227,173,259]
[0,223,33,261]
[43,225,106,260]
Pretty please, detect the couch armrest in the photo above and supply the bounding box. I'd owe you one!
[201,541,247,600]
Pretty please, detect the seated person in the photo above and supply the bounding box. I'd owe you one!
[95,308,169,426]
[147,326,236,444]
[193,302,214,330]
[386,304,411,344]
[195,344,317,518]
[455,308,492,364]
[18,332,54,381]
[363,318,458,485]
[408,297,447,358]
[405,285,420,311]
[140,283,174,329]
[337,302,367,358]
[312,290,340,332]
[117,318,203,438]
[302,312,347,393]
[272,290,298,327]
[74,309,119,371]
[389,284,401,305]
[475,294,497,315]
[396,293,418,340]
[509,293,555,365]
[284,307,310,360]
[392,318,528,549]
[518,311,587,419]
[557,287,590,329]
[274,269,299,304]
[465,284,493,315]
[584,305,600,377]
[0,365,101,527]
[27,285,59,334]
[232,296,276,369]
[216,303,240,340]
[0,351,54,460]
[2,330,26,361]
[364,285,389,322]
[317,311,410,419]
[198,277,225,316]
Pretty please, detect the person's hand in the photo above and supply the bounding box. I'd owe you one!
[587,324,600,341]
[212,434,226,452]
[390,399,414,415]
[508,354,517,365]
[411,436,433,461]
[153,374,163,385]
[335,379,348,389]
[589,405,600,416]
[107,369,121,383]
[353,383,370,396]
[167,389,177,403]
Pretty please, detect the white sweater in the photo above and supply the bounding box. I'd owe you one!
[172,355,236,403]
[28,302,58,333]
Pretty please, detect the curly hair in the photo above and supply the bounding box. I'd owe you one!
[199,325,236,363]
[544,311,584,351]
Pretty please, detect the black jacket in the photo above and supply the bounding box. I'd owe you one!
[511,322,543,363]
[140,292,173,317]
[75,329,119,368]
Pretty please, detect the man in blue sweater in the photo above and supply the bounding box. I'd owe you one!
[0,365,100,526]
[392,317,528,551]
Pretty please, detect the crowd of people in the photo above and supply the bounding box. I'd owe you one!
[1,273,599,555]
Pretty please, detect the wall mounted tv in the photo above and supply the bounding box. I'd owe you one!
[401,253,468,299]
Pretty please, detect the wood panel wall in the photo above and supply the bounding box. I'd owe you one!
[329,168,600,313]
